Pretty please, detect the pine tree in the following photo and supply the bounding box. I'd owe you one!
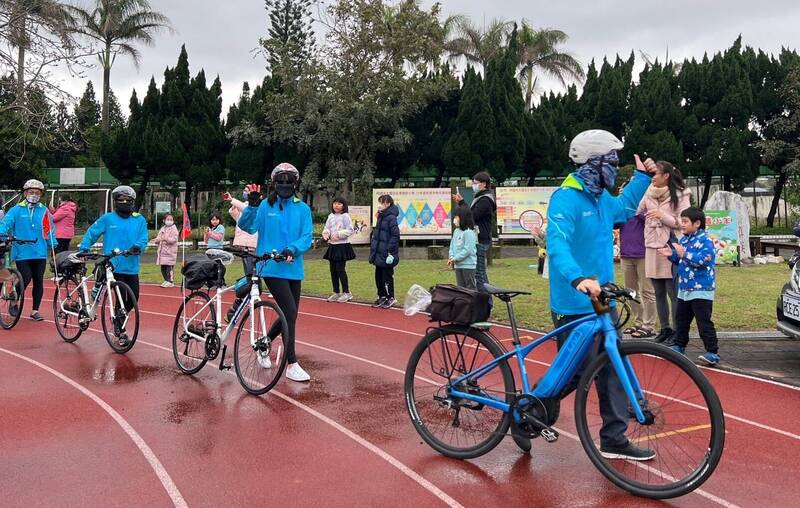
[261,0,316,78]
[75,81,101,132]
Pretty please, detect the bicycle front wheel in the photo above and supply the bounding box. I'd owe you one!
[53,276,85,342]
[234,300,288,395]
[0,268,24,330]
[100,281,140,354]
[574,341,725,499]
[404,326,515,460]
[172,291,212,374]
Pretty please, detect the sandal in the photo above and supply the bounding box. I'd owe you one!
[630,327,655,338]
[623,326,639,334]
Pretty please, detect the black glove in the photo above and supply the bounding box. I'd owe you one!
[280,248,293,260]
[130,245,142,255]
[248,191,262,207]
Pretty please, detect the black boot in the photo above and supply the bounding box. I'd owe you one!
[654,327,674,344]
[511,432,532,454]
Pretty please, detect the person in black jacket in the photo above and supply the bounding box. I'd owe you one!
[453,172,496,299]
[369,194,401,309]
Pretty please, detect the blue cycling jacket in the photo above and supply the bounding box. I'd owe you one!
[237,196,313,280]
[0,202,55,261]
[80,212,149,275]
[546,170,651,316]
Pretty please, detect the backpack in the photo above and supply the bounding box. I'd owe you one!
[428,284,491,325]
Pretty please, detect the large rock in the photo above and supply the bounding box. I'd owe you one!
[704,191,752,259]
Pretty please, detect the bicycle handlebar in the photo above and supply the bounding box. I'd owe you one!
[223,247,288,263]
[0,235,37,246]
[76,249,135,261]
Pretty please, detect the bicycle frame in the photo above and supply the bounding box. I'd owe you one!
[447,310,650,424]
[58,263,122,323]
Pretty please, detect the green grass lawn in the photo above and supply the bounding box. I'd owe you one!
[139,258,787,332]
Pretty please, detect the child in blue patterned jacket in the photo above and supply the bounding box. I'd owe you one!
[659,207,720,365]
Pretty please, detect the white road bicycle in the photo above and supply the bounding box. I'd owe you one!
[52,250,140,354]
[172,248,289,395]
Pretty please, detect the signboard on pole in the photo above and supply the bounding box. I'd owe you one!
[347,206,372,245]
[155,201,171,214]
[496,187,558,236]
[60,168,86,185]
[372,188,452,237]
[705,210,739,264]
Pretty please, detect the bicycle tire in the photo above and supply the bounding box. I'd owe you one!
[404,326,515,460]
[233,300,289,395]
[574,341,725,499]
[0,268,24,330]
[100,281,140,354]
[53,276,85,342]
[171,291,212,374]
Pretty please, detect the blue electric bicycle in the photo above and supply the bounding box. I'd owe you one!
[404,283,724,499]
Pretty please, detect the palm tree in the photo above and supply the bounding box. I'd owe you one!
[69,0,171,131]
[517,22,584,110]
[7,0,77,104]
[442,14,512,70]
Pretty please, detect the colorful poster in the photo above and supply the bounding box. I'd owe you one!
[348,206,372,245]
[496,187,558,235]
[372,188,452,235]
[705,210,739,264]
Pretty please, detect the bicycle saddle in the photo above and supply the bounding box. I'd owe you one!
[482,283,531,297]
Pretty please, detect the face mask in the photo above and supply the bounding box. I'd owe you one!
[26,194,40,205]
[276,183,294,199]
[472,183,481,193]
[115,201,134,217]
[164,220,174,226]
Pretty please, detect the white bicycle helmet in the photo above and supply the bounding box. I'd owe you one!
[569,130,624,164]
[111,185,136,200]
[23,179,45,192]
[270,162,300,180]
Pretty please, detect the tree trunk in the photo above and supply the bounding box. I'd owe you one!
[184,179,193,211]
[13,12,27,105]
[700,170,713,208]
[16,43,25,104]
[101,43,111,132]
[136,175,150,211]
[526,168,541,186]
[433,163,446,187]
[723,175,732,192]
[524,68,534,112]
[766,170,787,228]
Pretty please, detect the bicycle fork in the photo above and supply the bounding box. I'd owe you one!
[601,319,651,425]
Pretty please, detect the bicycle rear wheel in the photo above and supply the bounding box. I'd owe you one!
[0,268,24,330]
[574,341,725,499]
[53,276,85,342]
[404,326,515,460]
[233,300,288,395]
[100,281,140,354]
[171,291,211,374]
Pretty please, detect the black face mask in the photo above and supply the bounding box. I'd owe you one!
[275,183,294,199]
[115,201,134,217]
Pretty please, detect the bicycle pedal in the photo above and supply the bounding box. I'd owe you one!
[220,363,233,371]
[541,428,559,443]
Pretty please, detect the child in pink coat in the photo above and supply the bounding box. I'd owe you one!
[153,214,179,287]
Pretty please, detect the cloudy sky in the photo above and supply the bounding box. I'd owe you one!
[62,0,800,116]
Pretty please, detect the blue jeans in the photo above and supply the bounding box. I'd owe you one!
[551,311,629,448]
[475,243,491,304]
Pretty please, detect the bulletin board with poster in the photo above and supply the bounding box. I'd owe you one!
[705,210,740,264]
[347,206,372,245]
[372,188,452,238]
[496,187,558,238]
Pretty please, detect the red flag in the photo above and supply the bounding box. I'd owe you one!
[181,203,192,240]
[42,212,52,239]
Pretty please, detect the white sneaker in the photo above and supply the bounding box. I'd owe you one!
[160,281,169,288]
[337,292,353,303]
[286,362,310,382]
[256,350,271,369]
[164,282,175,288]
[326,293,341,302]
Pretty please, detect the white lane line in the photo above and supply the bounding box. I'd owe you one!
[131,306,800,442]
[136,339,463,508]
[51,285,800,393]
[0,347,187,508]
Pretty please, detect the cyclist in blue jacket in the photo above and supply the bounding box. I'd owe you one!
[0,179,55,321]
[79,185,149,303]
[239,163,314,382]
[546,130,657,461]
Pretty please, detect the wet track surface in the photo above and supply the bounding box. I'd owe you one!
[2,283,800,507]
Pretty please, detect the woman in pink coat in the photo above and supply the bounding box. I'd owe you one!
[637,161,690,344]
[153,214,179,288]
[50,194,78,253]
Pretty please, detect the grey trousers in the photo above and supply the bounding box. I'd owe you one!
[455,268,476,290]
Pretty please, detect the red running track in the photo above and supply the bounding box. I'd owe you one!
[1,282,799,507]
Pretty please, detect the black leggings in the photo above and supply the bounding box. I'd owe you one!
[264,278,301,364]
[55,238,71,253]
[16,259,46,311]
[114,273,140,312]
[160,265,173,283]
[329,260,350,293]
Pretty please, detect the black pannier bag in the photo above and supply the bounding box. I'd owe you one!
[182,255,225,289]
[51,251,85,276]
[428,284,491,325]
